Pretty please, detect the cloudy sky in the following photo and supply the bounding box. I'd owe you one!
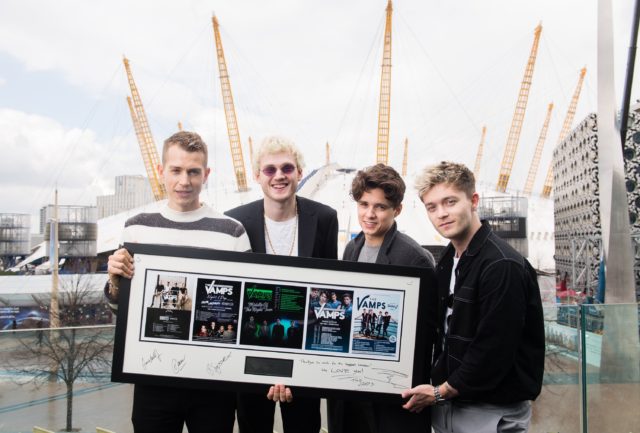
[0,0,636,228]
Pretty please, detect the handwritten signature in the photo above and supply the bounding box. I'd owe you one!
[332,373,376,388]
[368,368,408,389]
[206,352,232,376]
[141,349,162,370]
[332,368,408,389]
[172,355,186,374]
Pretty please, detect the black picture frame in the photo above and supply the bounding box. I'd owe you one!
[112,243,434,403]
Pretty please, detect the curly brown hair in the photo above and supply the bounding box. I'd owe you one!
[351,164,405,208]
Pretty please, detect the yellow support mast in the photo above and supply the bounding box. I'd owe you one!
[541,67,587,197]
[376,0,393,165]
[248,136,254,167]
[496,24,543,192]
[401,138,408,176]
[326,142,330,166]
[473,126,487,179]
[212,15,249,192]
[523,103,554,195]
[123,57,166,201]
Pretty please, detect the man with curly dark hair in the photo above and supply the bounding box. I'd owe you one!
[328,163,437,433]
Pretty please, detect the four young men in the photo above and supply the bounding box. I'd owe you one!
[108,135,544,433]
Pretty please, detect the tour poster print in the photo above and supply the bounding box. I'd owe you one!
[305,287,354,353]
[239,281,307,349]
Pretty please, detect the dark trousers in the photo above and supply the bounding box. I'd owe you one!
[327,399,429,433]
[132,384,236,433]
[237,392,320,433]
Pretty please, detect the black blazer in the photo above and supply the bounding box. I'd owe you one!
[343,222,435,268]
[329,222,437,433]
[225,196,338,259]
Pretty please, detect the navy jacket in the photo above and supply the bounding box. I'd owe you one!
[343,222,438,381]
[329,222,438,433]
[343,222,435,268]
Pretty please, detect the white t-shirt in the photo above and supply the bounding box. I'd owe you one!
[264,215,299,256]
[444,255,460,338]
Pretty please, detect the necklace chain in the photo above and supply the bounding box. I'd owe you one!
[264,201,298,256]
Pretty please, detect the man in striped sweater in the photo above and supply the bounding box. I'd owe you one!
[105,131,251,433]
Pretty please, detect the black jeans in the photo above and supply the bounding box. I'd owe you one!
[132,384,236,433]
[237,392,320,433]
[327,399,429,433]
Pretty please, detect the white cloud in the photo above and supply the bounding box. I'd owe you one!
[0,0,614,201]
[0,108,143,216]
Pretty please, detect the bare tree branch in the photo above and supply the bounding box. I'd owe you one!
[7,275,114,431]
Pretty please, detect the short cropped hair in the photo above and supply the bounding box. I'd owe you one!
[162,131,208,167]
[253,136,305,173]
[351,164,405,208]
[415,161,475,199]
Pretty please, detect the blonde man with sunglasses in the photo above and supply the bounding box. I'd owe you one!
[225,135,338,433]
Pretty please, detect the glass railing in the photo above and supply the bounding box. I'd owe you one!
[1,305,638,433]
[532,303,640,433]
[534,305,582,433]
[579,303,640,433]
[0,326,126,433]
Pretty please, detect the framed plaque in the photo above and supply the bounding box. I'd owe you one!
[112,243,434,402]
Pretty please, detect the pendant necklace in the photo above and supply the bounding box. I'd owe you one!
[264,201,298,256]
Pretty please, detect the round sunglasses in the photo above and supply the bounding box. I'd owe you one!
[261,163,297,177]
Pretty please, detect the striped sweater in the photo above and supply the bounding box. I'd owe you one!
[105,203,251,313]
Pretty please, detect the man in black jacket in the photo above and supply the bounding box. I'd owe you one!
[225,135,338,433]
[328,163,437,433]
[402,161,544,433]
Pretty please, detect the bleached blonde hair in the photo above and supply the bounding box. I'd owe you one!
[252,136,305,173]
